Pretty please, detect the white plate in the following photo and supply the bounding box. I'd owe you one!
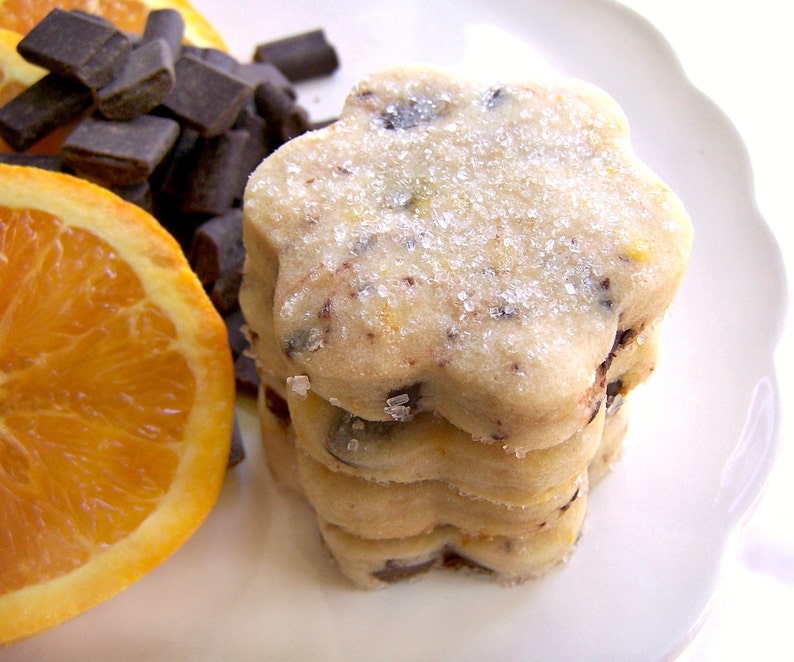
[6,0,786,660]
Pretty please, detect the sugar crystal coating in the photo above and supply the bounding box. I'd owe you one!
[242,65,692,452]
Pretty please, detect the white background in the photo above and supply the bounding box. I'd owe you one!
[617,1,793,659]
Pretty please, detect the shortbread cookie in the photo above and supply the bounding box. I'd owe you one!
[589,399,630,485]
[257,384,301,493]
[257,384,629,585]
[287,390,603,507]
[257,384,631,497]
[296,446,587,539]
[316,493,587,589]
[242,65,692,453]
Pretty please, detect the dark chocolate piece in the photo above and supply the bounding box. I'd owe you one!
[0,152,62,171]
[253,80,311,146]
[282,326,325,357]
[253,79,295,125]
[483,86,507,109]
[0,73,92,151]
[234,353,260,395]
[377,98,445,130]
[232,107,271,201]
[180,129,249,215]
[159,55,252,136]
[440,549,492,574]
[372,546,493,584]
[155,126,200,198]
[209,256,244,313]
[17,9,132,88]
[264,387,291,422]
[326,412,397,468]
[559,487,581,513]
[386,383,423,410]
[60,114,180,186]
[227,415,246,468]
[141,9,185,60]
[196,47,239,73]
[253,29,339,82]
[606,379,624,412]
[96,38,176,121]
[189,208,244,285]
[278,106,311,144]
[373,558,435,583]
[223,307,249,358]
[235,62,296,100]
[110,180,152,211]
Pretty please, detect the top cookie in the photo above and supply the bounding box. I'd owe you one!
[242,65,692,452]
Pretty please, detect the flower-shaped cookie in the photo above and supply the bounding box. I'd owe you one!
[242,65,692,452]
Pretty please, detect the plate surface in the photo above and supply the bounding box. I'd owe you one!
[5,0,786,660]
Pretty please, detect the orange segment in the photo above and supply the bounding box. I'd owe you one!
[0,27,45,106]
[0,0,226,51]
[0,164,235,644]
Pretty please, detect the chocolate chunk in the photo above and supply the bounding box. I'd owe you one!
[159,54,253,136]
[253,79,311,146]
[235,62,296,100]
[386,383,422,410]
[606,379,623,400]
[0,152,62,171]
[440,548,491,574]
[60,114,180,186]
[141,9,185,60]
[155,126,200,197]
[283,326,324,357]
[180,129,249,215]
[606,379,624,413]
[373,558,435,583]
[599,277,614,310]
[372,547,492,584]
[96,38,176,121]
[253,29,339,82]
[483,86,507,109]
[264,387,291,422]
[609,327,636,356]
[227,415,246,468]
[383,383,423,422]
[0,74,92,151]
[189,208,244,285]
[376,98,445,130]
[209,256,244,313]
[17,9,132,88]
[223,307,249,358]
[277,106,311,144]
[232,107,271,201]
[253,79,296,126]
[325,412,397,467]
[234,353,260,395]
[110,180,152,210]
[190,47,239,73]
[560,487,581,513]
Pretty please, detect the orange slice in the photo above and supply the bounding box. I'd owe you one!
[0,164,235,644]
[0,0,227,51]
[0,28,45,106]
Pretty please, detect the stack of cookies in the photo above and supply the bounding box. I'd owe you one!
[240,65,691,587]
